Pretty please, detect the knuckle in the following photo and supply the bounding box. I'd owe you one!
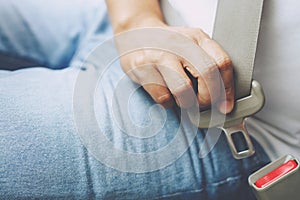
[217,57,232,71]
[193,29,211,44]
[135,50,169,66]
[195,28,205,36]
[201,37,212,44]
[153,51,167,64]
[156,93,173,105]
[133,53,147,67]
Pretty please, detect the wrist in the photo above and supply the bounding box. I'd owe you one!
[113,15,166,34]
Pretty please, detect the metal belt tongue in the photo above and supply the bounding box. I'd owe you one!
[161,0,265,159]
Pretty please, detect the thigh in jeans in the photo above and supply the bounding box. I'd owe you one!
[0,0,110,69]
[0,59,270,199]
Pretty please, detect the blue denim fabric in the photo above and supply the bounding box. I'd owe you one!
[0,0,111,69]
[0,1,270,199]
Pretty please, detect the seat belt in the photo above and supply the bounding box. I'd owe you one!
[213,0,264,100]
[161,0,264,159]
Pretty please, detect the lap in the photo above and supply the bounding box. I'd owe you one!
[0,61,270,199]
[0,4,270,197]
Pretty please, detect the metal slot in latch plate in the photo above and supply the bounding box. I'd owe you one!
[188,80,265,159]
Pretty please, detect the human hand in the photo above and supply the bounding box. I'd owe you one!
[106,0,234,113]
[118,24,234,114]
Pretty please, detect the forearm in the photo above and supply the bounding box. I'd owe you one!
[105,0,165,33]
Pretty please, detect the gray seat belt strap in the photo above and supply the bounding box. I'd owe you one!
[213,0,264,99]
[161,0,265,159]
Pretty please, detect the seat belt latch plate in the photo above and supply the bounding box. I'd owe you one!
[189,80,265,159]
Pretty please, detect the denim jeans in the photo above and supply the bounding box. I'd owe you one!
[0,0,270,199]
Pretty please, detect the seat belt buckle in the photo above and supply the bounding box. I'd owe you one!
[189,80,265,159]
[248,155,300,200]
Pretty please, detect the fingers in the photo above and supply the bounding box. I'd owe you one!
[216,58,234,114]
[184,59,221,108]
[132,65,175,108]
[120,28,235,113]
[143,79,175,108]
[122,51,174,108]
[157,54,195,108]
[193,29,235,114]
[122,50,195,108]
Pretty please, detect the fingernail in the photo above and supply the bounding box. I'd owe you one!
[219,100,233,114]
